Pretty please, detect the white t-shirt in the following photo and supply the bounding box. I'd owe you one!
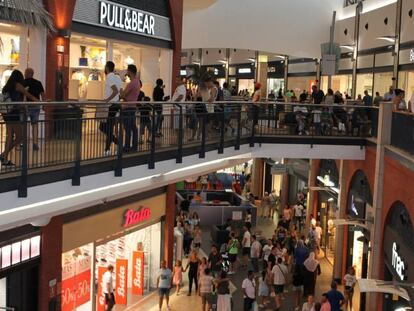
[250,240,261,258]
[172,84,186,102]
[344,274,357,287]
[272,263,288,285]
[242,278,256,299]
[243,231,251,248]
[302,302,316,311]
[262,244,272,261]
[105,72,122,102]
[102,270,114,294]
[311,218,317,227]
[294,204,304,217]
[315,226,322,240]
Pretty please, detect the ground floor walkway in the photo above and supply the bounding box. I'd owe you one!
[125,214,343,311]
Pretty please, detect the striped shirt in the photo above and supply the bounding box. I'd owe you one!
[199,275,214,293]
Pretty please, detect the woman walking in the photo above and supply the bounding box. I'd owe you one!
[184,250,200,296]
[302,252,321,297]
[215,270,231,311]
[1,70,39,166]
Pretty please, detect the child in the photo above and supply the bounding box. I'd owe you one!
[193,225,202,249]
[258,270,270,308]
[198,257,208,285]
[172,260,183,295]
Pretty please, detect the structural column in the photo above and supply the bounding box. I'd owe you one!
[165,183,176,268]
[168,0,183,91]
[284,56,289,93]
[351,2,362,99]
[367,102,393,308]
[306,159,319,232]
[333,160,348,283]
[255,53,268,98]
[392,0,403,89]
[251,158,264,198]
[38,216,63,311]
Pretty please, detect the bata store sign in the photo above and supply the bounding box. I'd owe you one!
[116,259,128,305]
[132,251,145,295]
[61,256,91,311]
[123,206,152,228]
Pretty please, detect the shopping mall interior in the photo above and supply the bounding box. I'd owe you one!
[0,0,414,311]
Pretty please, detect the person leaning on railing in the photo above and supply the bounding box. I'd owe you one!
[392,89,407,112]
[1,69,39,166]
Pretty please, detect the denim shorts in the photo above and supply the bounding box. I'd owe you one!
[159,287,170,297]
[28,107,40,124]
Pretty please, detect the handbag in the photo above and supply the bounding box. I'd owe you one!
[0,92,11,116]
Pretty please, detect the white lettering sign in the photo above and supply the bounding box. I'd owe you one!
[392,242,406,281]
[410,49,414,63]
[344,0,364,7]
[238,68,251,74]
[117,266,126,298]
[100,1,155,36]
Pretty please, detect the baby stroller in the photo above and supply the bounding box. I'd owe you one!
[220,243,230,273]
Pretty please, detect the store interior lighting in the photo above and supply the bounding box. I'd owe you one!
[218,59,227,64]
[247,58,256,63]
[328,197,334,202]
[340,45,355,51]
[317,175,335,187]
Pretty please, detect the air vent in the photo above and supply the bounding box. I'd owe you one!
[384,17,388,25]
[344,28,348,36]
[365,23,369,30]
[409,9,413,18]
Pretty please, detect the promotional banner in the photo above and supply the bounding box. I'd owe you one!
[132,251,145,295]
[97,266,106,311]
[61,256,91,311]
[116,259,128,305]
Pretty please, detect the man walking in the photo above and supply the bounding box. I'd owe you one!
[101,61,122,155]
[120,64,140,152]
[250,235,261,273]
[242,225,251,268]
[23,68,45,151]
[242,270,256,311]
[102,264,115,311]
[157,260,173,311]
[199,268,214,311]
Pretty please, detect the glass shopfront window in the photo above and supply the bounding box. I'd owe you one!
[373,72,393,97]
[288,76,317,96]
[398,71,414,101]
[267,78,284,96]
[355,74,373,98]
[320,75,353,95]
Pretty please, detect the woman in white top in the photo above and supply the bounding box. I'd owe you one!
[302,294,316,311]
[343,266,357,310]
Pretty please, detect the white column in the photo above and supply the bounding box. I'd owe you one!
[367,102,392,309]
[140,48,161,97]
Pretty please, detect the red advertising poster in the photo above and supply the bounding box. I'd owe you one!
[61,256,91,311]
[132,251,145,295]
[115,259,128,305]
[96,266,106,311]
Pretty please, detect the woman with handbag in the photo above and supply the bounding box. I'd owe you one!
[1,70,39,166]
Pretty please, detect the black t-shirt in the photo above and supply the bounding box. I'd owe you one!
[312,90,324,105]
[208,252,222,271]
[268,253,276,269]
[23,78,44,101]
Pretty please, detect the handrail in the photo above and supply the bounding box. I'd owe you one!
[0,307,15,311]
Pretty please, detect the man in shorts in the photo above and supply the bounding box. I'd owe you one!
[272,257,288,310]
[157,260,172,310]
[199,268,214,311]
[227,232,239,274]
[242,225,251,268]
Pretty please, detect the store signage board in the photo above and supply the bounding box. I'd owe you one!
[132,251,145,295]
[344,0,364,7]
[116,259,128,305]
[123,206,152,228]
[97,266,106,311]
[73,0,172,42]
[392,242,406,281]
[238,68,252,74]
[0,235,40,270]
[410,49,414,62]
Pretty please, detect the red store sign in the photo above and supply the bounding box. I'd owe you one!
[123,206,151,228]
[132,251,145,295]
[116,259,128,305]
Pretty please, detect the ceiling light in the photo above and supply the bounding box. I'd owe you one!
[247,58,256,63]
[218,60,227,64]
[340,45,356,51]
[376,36,397,43]
[274,55,285,59]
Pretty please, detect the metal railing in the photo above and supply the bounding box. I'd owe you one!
[391,111,414,155]
[0,100,378,196]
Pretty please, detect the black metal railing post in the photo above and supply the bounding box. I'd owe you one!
[72,107,82,186]
[235,104,241,150]
[149,105,156,169]
[218,105,225,154]
[18,107,28,198]
[176,104,183,163]
[249,104,255,147]
[200,113,206,158]
[115,108,123,177]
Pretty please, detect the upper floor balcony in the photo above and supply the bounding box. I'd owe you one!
[0,100,377,198]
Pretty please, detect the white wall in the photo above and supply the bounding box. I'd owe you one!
[183,0,343,58]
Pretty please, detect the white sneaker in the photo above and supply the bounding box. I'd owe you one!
[104,150,111,156]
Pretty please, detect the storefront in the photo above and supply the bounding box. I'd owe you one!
[398,47,414,99]
[228,64,255,94]
[383,202,414,311]
[267,61,285,97]
[0,226,41,310]
[69,0,173,101]
[61,191,166,311]
[316,160,339,264]
[345,170,373,311]
[320,73,353,95]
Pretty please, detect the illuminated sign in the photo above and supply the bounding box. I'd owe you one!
[238,68,252,74]
[344,0,364,7]
[0,235,40,270]
[180,70,187,76]
[410,49,414,62]
[392,242,406,281]
[132,251,145,295]
[116,259,128,305]
[73,0,172,41]
[123,207,151,228]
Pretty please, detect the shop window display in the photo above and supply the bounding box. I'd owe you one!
[355,74,373,99]
[0,31,20,89]
[288,76,317,96]
[398,71,414,100]
[320,75,352,95]
[373,72,393,98]
[267,78,284,97]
